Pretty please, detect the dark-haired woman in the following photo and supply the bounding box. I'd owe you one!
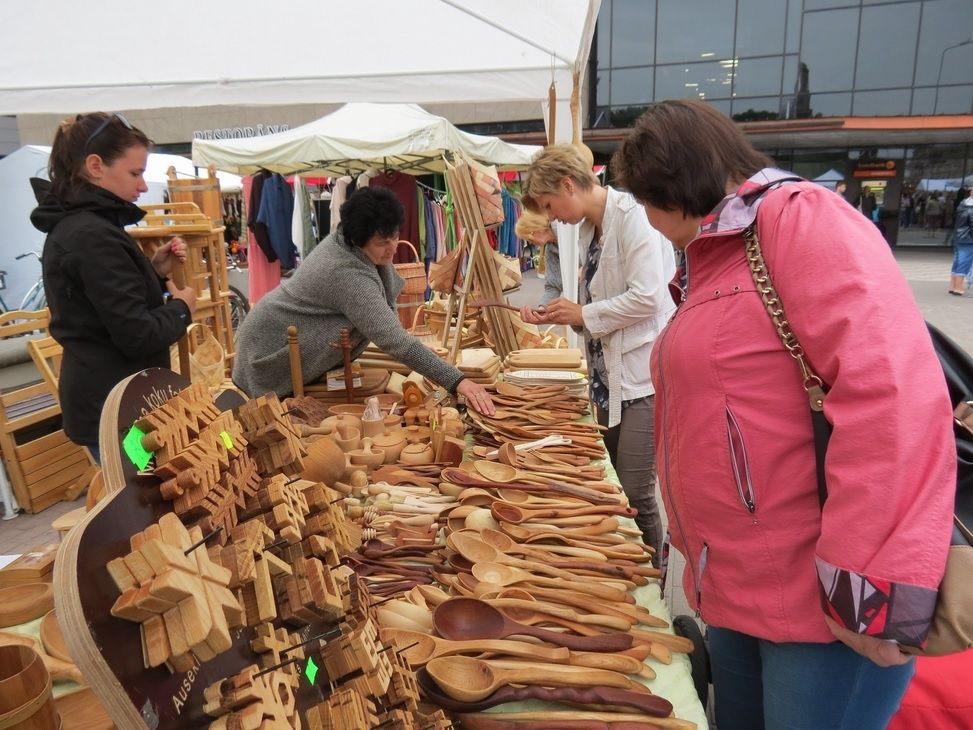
[232,187,495,414]
[613,99,954,730]
[30,112,197,462]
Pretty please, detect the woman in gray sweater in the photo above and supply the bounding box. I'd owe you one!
[232,187,495,414]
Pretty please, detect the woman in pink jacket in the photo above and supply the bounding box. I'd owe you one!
[613,100,955,730]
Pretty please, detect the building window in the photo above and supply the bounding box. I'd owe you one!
[736,0,787,57]
[800,7,860,93]
[853,89,913,116]
[855,3,920,90]
[734,57,785,97]
[610,67,654,107]
[611,0,655,68]
[656,0,734,65]
[655,61,731,103]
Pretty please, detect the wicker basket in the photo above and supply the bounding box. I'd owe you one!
[395,240,426,328]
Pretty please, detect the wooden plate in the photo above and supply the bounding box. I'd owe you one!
[0,582,54,627]
[55,687,115,730]
[41,609,72,663]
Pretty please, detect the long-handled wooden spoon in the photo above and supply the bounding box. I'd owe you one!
[433,598,633,653]
[378,627,569,665]
[425,655,646,702]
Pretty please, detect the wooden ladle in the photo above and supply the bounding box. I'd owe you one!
[378,627,569,665]
[0,629,84,683]
[433,598,633,653]
[425,655,645,702]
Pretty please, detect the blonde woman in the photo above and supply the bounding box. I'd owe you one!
[520,144,676,563]
[515,209,562,304]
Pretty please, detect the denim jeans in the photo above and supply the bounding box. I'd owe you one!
[87,445,101,466]
[709,626,915,730]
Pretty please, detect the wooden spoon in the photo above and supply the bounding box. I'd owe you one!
[486,598,632,632]
[433,598,633,653]
[415,667,674,717]
[379,627,569,665]
[472,563,631,604]
[425,655,645,702]
[453,710,698,730]
[449,533,631,599]
[489,653,654,680]
[491,502,637,525]
[480,528,608,562]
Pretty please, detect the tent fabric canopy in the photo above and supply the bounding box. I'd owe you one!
[0,0,599,115]
[192,103,542,176]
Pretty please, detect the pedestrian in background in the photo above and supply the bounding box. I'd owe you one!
[613,99,954,730]
[948,188,973,295]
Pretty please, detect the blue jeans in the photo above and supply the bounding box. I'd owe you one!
[709,626,914,730]
[87,445,101,466]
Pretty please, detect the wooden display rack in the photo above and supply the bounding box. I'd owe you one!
[441,157,519,362]
[0,309,95,513]
[128,201,235,379]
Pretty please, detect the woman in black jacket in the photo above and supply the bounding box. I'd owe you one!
[30,112,197,462]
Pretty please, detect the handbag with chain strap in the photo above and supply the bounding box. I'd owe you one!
[743,223,973,657]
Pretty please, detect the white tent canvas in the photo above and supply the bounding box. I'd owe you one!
[193,103,541,176]
[812,168,845,191]
[0,1,599,114]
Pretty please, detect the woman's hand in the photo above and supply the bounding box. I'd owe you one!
[152,236,188,279]
[457,379,495,416]
[167,279,197,315]
[538,297,584,327]
[824,616,912,667]
[519,304,547,325]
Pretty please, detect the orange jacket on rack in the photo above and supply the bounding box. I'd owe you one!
[653,171,954,645]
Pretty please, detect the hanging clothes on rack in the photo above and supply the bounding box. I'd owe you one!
[242,175,281,304]
[247,171,277,263]
[257,173,298,269]
[330,176,352,234]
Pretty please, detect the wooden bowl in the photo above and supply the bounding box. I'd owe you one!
[301,437,348,486]
[0,583,54,628]
[328,403,367,418]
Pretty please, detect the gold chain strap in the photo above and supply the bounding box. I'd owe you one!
[743,226,827,412]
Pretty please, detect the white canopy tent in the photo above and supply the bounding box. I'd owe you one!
[0,1,599,117]
[812,168,845,191]
[192,103,541,176]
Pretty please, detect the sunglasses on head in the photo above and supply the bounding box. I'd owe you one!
[83,112,133,155]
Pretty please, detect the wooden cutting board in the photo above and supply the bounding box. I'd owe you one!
[41,609,73,663]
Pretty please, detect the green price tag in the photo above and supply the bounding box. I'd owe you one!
[122,425,152,470]
[219,431,234,449]
[304,656,319,684]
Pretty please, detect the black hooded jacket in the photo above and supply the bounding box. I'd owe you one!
[30,179,190,447]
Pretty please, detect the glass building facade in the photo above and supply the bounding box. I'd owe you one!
[595,0,973,124]
[593,0,973,243]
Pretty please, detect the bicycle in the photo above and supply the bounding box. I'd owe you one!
[0,251,47,313]
[225,251,250,332]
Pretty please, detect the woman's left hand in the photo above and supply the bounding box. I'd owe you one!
[539,297,584,327]
[457,379,495,416]
[824,616,912,667]
[152,236,188,278]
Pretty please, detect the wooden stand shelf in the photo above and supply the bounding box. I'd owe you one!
[128,201,235,379]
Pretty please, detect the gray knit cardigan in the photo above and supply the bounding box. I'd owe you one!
[232,230,464,397]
